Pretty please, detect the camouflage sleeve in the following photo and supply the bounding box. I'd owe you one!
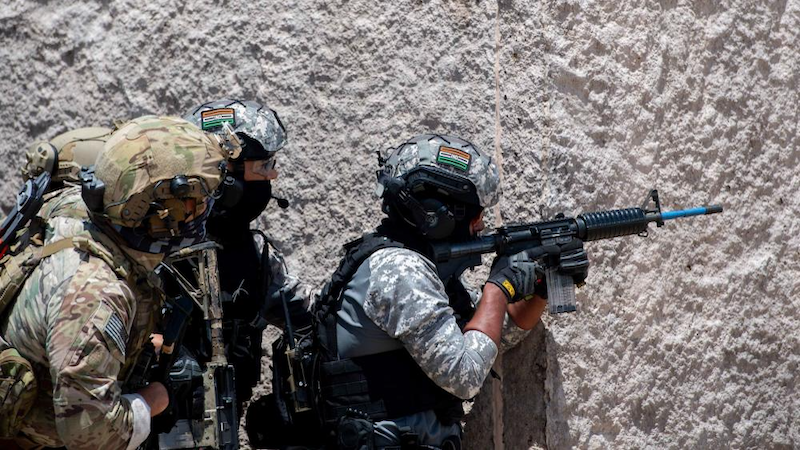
[499,310,532,352]
[262,242,314,327]
[46,260,145,450]
[362,248,498,400]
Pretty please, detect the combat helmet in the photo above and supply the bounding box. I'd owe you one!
[377,134,500,240]
[81,115,228,253]
[183,98,286,161]
[183,98,290,215]
[22,127,115,185]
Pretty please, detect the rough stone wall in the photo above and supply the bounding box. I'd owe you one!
[1,1,797,449]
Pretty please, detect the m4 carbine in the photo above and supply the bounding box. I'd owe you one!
[432,190,723,313]
[157,243,238,450]
[127,242,238,450]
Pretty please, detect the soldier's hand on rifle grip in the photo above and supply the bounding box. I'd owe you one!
[487,250,546,303]
[557,239,590,286]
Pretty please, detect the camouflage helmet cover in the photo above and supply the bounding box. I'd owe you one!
[94,116,227,228]
[182,98,286,160]
[23,127,114,183]
[377,134,501,209]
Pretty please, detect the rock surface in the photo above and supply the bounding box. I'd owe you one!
[1,0,797,448]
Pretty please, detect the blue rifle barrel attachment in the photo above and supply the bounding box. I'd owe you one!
[660,205,724,221]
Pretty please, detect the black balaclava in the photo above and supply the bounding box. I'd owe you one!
[223,177,273,226]
[211,132,278,231]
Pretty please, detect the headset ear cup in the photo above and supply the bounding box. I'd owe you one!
[419,199,455,240]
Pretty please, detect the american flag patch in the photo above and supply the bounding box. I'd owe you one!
[437,146,471,171]
[200,108,236,130]
[105,312,127,357]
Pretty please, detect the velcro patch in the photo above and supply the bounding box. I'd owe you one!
[437,146,471,171]
[200,108,236,130]
[502,279,515,298]
[104,312,127,358]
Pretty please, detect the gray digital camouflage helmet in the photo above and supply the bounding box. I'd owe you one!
[183,99,286,160]
[377,134,501,209]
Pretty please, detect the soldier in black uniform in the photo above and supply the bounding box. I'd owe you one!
[182,99,311,414]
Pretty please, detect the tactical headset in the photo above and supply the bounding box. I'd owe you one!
[23,127,116,185]
[80,168,217,238]
[377,165,480,240]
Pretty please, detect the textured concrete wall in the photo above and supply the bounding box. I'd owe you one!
[1,1,797,448]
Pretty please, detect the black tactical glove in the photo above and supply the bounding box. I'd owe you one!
[487,249,546,303]
[555,238,590,285]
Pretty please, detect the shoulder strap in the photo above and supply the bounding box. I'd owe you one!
[37,231,133,281]
[0,237,109,321]
[71,234,130,279]
[39,238,74,258]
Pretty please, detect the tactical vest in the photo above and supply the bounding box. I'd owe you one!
[313,233,475,426]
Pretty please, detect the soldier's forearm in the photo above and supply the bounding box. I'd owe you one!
[463,284,507,345]
[137,381,169,416]
[506,295,547,330]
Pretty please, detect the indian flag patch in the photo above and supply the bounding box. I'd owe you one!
[437,146,471,171]
[200,108,236,130]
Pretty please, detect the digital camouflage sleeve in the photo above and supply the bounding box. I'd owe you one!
[261,240,313,326]
[0,201,160,449]
[361,247,530,400]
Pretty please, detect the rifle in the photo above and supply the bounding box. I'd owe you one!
[0,172,50,257]
[432,190,723,313]
[124,292,193,396]
[152,242,238,450]
[125,243,238,450]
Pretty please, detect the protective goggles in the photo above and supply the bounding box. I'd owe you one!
[230,154,276,175]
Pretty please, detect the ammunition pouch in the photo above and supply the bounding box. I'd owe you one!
[318,349,464,427]
[0,347,38,438]
[0,218,50,317]
[246,334,322,449]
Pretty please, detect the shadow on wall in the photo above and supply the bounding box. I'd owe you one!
[464,322,570,449]
[544,329,575,449]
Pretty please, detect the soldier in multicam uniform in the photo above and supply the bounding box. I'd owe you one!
[283,134,590,449]
[0,116,227,450]
[182,99,311,415]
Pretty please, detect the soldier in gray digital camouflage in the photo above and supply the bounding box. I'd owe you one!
[0,116,228,450]
[181,99,311,416]
[247,134,590,450]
